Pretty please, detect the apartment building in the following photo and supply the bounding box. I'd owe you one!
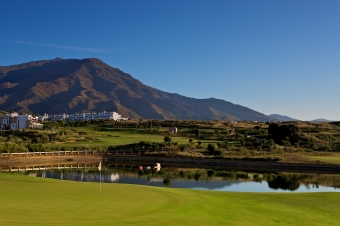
[47,111,127,122]
[0,112,43,130]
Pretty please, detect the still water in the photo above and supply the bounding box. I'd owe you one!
[16,162,340,192]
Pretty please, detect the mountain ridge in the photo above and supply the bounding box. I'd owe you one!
[268,114,299,121]
[0,58,273,121]
[311,118,334,122]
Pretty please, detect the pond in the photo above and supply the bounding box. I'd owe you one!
[4,162,340,192]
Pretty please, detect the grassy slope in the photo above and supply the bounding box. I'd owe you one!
[1,173,340,226]
[44,128,192,147]
[43,127,217,148]
[305,154,340,164]
[277,153,340,164]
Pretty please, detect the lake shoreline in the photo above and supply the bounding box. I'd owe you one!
[1,153,340,173]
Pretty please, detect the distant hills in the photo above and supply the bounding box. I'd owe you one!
[269,114,334,123]
[311,118,334,122]
[0,58,275,121]
[268,114,299,122]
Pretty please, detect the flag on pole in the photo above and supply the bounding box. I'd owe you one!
[98,161,102,171]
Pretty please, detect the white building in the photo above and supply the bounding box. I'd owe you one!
[46,111,127,122]
[169,126,178,133]
[38,113,49,122]
[0,112,43,130]
[48,113,67,121]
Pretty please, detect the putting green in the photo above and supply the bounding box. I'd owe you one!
[1,173,340,225]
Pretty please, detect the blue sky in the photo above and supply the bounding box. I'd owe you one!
[1,0,339,120]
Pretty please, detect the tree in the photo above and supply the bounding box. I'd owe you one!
[189,138,193,143]
[254,126,261,131]
[194,129,200,140]
[268,123,279,135]
[164,136,171,144]
[178,144,187,152]
[207,143,217,154]
[272,124,300,144]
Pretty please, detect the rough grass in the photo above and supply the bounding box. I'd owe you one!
[1,173,340,226]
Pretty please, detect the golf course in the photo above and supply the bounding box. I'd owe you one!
[1,172,340,226]
[1,119,340,225]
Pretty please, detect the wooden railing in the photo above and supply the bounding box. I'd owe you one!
[0,163,98,172]
[0,149,176,157]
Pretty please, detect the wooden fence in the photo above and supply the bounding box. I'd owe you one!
[0,163,99,172]
[0,148,175,157]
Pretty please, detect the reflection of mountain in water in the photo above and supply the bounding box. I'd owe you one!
[267,175,300,191]
[38,170,120,183]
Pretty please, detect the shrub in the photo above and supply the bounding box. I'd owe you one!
[178,144,187,152]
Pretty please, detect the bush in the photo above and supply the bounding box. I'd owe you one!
[27,144,43,152]
[281,140,291,147]
[178,144,187,152]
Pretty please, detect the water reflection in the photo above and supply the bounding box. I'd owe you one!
[2,163,340,192]
[267,175,300,191]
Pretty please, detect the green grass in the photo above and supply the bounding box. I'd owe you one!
[44,127,193,148]
[274,153,340,164]
[305,153,340,164]
[1,173,340,226]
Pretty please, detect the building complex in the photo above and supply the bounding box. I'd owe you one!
[0,112,43,130]
[0,111,127,130]
[45,111,127,122]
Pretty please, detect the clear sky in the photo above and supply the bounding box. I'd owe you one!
[1,0,339,121]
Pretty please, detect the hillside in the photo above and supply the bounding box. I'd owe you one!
[311,118,334,122]
[0,58,272,121]
[268,114,299,121]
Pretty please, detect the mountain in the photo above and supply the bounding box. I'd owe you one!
[311,118,333,122]
[0,58,273,121]
[268,114,299,121]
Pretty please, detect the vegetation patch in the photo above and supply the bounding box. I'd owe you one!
[1,120,340,164]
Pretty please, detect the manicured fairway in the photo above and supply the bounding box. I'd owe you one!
[44,128,194,148]
[305,154,340,164]
[1,173,340,226]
